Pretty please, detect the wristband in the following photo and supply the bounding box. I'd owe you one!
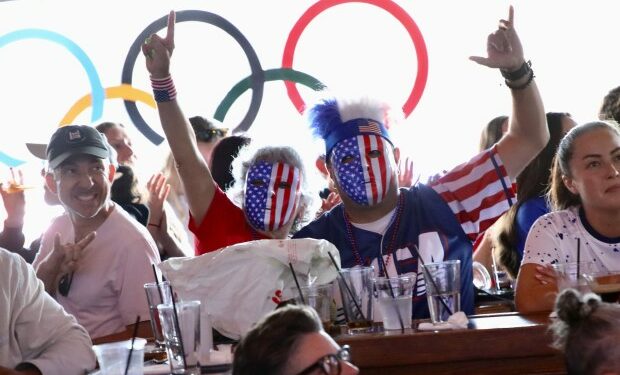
[505,69,535,90]
[500,60,531,82]
[150,75,177,102]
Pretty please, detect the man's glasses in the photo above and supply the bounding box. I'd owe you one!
[297,345,351,375]
[58,272,74,297]
[194,127,228,143]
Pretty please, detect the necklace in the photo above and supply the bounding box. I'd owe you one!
[343,192,405,277]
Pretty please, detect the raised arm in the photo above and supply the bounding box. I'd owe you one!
[470,6,548,179]
[142,10,215,225]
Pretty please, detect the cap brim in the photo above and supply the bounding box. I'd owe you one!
[48,147,109,169]
[26,143,48,160]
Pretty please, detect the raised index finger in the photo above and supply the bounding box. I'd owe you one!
[507,5,514,26]
[165,10,176,44]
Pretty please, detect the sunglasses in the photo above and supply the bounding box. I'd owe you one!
[58,272,74,297]
[195,127,228,143]
[297,345,351,375]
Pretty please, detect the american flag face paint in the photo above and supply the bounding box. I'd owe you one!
[331,134,394,206]
[244,161,302,232]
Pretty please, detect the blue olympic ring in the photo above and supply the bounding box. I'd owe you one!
[0,29,105,166]
[122,10,265,144]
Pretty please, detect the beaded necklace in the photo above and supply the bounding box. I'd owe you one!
[343,192,405,277]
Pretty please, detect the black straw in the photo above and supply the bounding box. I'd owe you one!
[169,286,187,370]
[289,262,306,304]
[577,238,581,281]
[379,256,404,333]
[124,315,141,375]
[151,264,164,303]
[411,245,454,317]
[327,251,366,321]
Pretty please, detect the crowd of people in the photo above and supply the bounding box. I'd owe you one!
[2,5,620,375]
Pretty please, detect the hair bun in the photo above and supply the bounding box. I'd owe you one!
[555,289,601,325]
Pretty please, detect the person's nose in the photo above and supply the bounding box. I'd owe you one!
[608,162,620,178]
[76,171,96,187]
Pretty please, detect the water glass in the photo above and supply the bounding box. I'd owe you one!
[374,276,414,330]
[294,283,334,332]
[158,300,201,375]
[337,266,374,333]
[422,260,461,325]
[93,338,146,375]
[144,281,172,347]
[552,262,593,293]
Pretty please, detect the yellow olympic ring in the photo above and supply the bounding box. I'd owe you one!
[60,84,156,125]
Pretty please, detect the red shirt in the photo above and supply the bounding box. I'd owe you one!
[189,187,268,255]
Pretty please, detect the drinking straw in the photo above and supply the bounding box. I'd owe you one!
[151,264,164,303]
[124,315,141,375]
[411,245,454,317]
[327,251,366,321]
[169,286,187,370]
[289,262,306,304]
[379,256,404,333]
[577,238,581,281]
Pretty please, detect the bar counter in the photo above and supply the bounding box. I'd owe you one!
[335,312,566,375]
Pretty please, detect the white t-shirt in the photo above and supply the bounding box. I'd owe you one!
[522,206,620,273]
[34,204,161,339]
[0,249,95,375]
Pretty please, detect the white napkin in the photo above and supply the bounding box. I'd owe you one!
[417,311,469,331]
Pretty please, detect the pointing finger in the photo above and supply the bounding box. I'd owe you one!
[76,232,96,250]
[166,10,176,44]
[508,5,514,26]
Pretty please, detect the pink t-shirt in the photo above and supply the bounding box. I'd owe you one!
[34,204,161,339]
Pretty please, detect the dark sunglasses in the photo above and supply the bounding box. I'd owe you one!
[297,345,351,375]
[58,272,74,297]
[195,127,228,143]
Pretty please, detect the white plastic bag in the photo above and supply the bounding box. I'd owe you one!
[158,238,340,340]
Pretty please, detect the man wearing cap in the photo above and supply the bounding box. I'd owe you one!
[294,7,548,319]
[33,125,161,344]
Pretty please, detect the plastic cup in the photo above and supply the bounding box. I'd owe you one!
[93,338,146,375]
[337,266,374,333]
[373,276,414,330]
[158,300,201,375]
[422,260,461,325]
[294,283,335,332]
[552,262,593,293]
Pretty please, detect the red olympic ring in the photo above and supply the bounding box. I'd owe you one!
[282,0,428,117]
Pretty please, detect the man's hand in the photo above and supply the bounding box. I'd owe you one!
[398,157,414,188]
[142,10,176,78]
[469,6,524,72]
[0,169,26,228]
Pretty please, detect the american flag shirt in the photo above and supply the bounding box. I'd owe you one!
[331,134,393,206]
[244,161,301,232]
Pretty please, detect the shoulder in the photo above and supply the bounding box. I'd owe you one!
[294,206,344,239]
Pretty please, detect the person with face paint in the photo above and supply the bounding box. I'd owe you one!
[294,6,549,319]
[142,12,312,256]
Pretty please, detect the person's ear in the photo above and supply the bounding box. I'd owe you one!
[45,172,58,194]
[562,175,578,195]
[315,156,328,177]
[107,164,116,183]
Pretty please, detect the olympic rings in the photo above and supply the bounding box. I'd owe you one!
[60,85,156,125]
[214,68,326,123]
[121,10,264,144]
[0,29,105,122]
[282,0,428,117]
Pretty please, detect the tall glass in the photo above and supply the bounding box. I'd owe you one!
[144,281,172,347]
[422,260,461,325]
[374,276,414,330]
[552,262,593,294]
[158,300,201,375]
[337,266,374,333]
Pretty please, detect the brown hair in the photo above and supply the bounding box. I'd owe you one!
[550,289,620,375]
[479,115,508,152]
[548,121,620,211]
[232,305,323,375]
[494,113,570,278]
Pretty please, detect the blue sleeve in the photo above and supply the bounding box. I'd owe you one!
[515,197,549,256]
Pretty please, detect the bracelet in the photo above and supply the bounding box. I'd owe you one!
[150,75,177,102]
[148,222,161,228]
[500,60,531,81]
[505,69,535,90]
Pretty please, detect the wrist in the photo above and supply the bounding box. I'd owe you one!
[4,218,24,229]
[150,75,177,102]
[500,60,530,81]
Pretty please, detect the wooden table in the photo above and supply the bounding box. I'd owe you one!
[335,312,566,375]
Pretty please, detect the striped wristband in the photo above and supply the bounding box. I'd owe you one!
[150,75,177,102]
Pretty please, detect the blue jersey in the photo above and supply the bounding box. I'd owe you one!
[294,147,514,319]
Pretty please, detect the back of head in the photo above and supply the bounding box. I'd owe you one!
[189,116,228,144]
[479,115,508,152]
[599,85,620,123]
[550,289,620,375]
[211,135,251,191]
[232,305,322,375]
